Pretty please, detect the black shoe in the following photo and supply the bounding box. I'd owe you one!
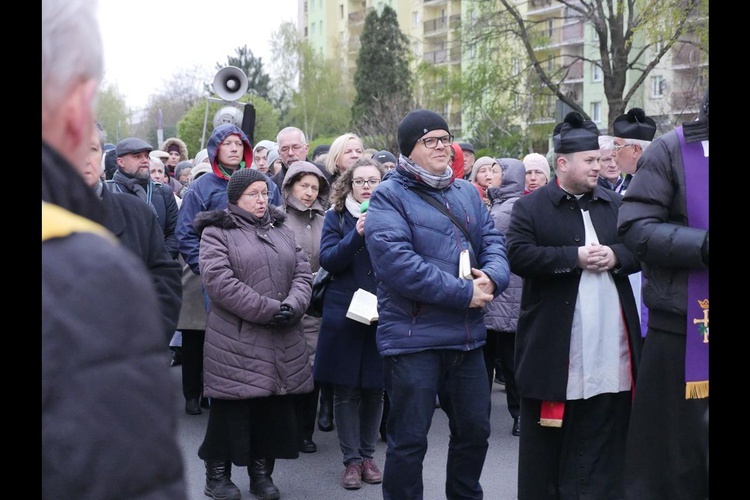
[201,396,211,409]
[512,417,520,437]
[205,461,241,500]
[185,398,201,415]
[317,402,334,432]
[299,438,317,453]
[249,458,280,500]
[494,373,506,385]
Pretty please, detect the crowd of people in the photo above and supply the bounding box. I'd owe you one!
[42,1,709,499]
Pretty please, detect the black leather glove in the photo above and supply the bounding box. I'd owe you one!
[272,304,294,326]
[701,232,709,266]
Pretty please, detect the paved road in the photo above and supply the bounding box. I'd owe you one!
[173,367,520,499]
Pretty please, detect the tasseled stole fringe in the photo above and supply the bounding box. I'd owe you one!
[686,381,709,399]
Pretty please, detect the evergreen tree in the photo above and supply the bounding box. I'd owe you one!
[351,5,413,152]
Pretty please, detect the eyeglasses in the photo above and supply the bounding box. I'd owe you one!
[279,144,305,154]
[416,135,454,149]
[613,143,634,152]
[352,178,381,187]
[242,191,269,201]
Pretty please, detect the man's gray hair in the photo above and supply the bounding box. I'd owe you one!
[276,127,307,145]
[42,0,104,112]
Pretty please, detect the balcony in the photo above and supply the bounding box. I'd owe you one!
[424,14,460,37]
[528,0,563,15]
[349,10,365,26]
[670,90,703,110]
[562,21,584,44]
[423,47,462,65]
[671,44,706,68]
[562,60,583,81]
[529,22,583,49]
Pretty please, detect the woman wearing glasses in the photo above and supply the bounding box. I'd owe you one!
[314,157,387,490]
[194,168,314,500]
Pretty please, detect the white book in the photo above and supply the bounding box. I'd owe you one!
[459,249,473,279]
[346,288,379,325]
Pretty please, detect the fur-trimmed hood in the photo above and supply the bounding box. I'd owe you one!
[193,204,287,235]
[160,137,189,163]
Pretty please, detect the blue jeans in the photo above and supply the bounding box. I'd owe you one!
[333,384,384,466]
[382,348,490,500]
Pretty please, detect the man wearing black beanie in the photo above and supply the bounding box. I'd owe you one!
[364,109,510,499]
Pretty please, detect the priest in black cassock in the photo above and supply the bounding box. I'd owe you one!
[505,111,643,499]
[618,86,709,500]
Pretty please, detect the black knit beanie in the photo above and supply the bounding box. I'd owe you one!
[397,109,451,157]
[227,168,268,204]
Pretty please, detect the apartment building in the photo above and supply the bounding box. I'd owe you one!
[299,0,707,140]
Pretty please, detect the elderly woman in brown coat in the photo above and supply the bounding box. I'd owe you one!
[194,168,313,500]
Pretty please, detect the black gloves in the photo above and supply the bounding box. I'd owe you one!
[701,232,709,266]
[271,304,294,326]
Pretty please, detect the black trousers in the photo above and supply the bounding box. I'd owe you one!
[180,329,205,400]
[483,329,520,419]
[295,381,320,441]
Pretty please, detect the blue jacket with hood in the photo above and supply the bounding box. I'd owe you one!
[176,123,281,274]
[364,161,510,357]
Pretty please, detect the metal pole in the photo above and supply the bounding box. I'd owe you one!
[200,99,210,150]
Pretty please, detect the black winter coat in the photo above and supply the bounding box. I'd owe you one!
[108,170,180,259]
[506,180,643,401]
[99,185,182,343]
[42,142,186,499]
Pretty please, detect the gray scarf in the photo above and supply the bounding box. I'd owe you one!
[398,155,454,190]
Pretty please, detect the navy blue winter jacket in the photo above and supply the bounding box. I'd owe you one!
[365,166,510,357]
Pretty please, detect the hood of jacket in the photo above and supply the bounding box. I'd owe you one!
[281,161,330,209]
[206,124,254,181]
[159,137,189,164]
[488,158,525,204]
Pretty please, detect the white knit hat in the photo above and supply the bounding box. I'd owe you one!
[193,148,209,166]
[522,153,550,180]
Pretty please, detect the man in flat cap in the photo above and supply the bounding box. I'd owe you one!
[612,107,657,194]
[458,142,475,180]
[107,137,180,259]
[505,111,643,500]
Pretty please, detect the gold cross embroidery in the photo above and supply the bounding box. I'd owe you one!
[693,299,709,343]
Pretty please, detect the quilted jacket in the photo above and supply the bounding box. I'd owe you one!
[195,203,313,399]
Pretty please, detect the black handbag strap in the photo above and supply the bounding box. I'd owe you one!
[411,188,479,260]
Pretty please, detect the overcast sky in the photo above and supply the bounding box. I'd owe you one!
[97,0,297,110]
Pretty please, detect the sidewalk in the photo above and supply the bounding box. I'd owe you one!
[173,368,519,499]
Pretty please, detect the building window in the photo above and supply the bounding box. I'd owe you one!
[592,61,602,82]
[413,11,420,27]
[591,102,602,123]
[340,4,344,19]
[311,23,316,36]
[651,75,666,98]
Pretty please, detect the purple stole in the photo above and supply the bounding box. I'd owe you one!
[677,126,709,399]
